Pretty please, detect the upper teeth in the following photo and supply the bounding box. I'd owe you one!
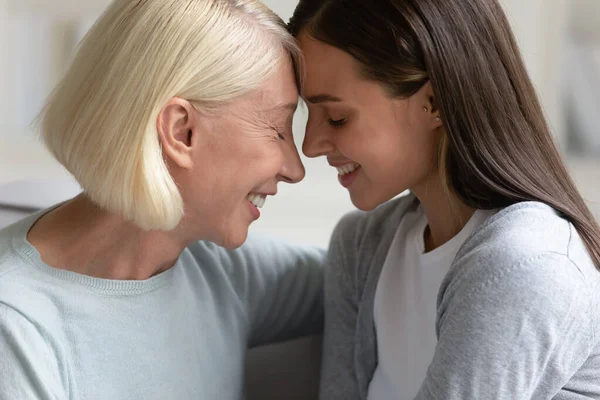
[336,163,360,176]
[247,193,266,208]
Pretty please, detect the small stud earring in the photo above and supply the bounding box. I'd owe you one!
[435,116,441,121]
[423,107,428,112]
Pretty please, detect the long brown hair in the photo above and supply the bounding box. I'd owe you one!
[289,0,600,271]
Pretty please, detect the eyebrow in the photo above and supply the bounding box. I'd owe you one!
[304,94,343,104]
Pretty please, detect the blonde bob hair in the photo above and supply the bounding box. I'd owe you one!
[40,0,302,231]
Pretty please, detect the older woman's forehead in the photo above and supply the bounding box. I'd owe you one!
[257,102,298,124]
[223,91,297,127]
[255,71,299,110]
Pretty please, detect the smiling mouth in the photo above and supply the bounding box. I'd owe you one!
[335,163,361,176]
[246,193,267,208]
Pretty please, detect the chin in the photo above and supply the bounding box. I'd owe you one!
[350,194,381,212]
[217,227,249,250]
[350,191,394,212]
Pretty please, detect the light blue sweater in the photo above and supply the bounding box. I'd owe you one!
[0,211,324,400]
[320,194,600,399]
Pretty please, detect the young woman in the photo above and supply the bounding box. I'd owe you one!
[288,0,600,398]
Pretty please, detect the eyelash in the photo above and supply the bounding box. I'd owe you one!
[328,118,346,127]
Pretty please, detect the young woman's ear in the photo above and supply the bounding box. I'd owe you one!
[421,83,443,128]
[156,98,196,169]
[430,102,443,129]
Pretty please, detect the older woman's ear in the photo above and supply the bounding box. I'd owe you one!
[157,98,196,169]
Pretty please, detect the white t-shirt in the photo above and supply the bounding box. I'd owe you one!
[367,203,495,400]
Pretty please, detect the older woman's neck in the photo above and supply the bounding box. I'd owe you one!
[27,194,189,280]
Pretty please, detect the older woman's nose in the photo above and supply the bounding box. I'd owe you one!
[302,123,335,158]
[278,143,306,184]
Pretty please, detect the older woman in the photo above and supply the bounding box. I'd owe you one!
[0,1,323,399]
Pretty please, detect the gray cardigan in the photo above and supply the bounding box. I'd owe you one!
[320,194,600,400]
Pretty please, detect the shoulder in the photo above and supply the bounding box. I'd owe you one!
[0,303,69,397]
[458,202,573,262]
[441,201,600,333]
[0,214,36,276]
[0,217,51,319]
[0,253,73,344]
[0,245,68,372]
[453,201,597,281]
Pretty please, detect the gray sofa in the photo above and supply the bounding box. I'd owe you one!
[245,335,322,400]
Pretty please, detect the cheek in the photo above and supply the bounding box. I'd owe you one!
[242,144,285,179]
[333,124,370,157]
[355,121,438,176]
[267,147,286,174]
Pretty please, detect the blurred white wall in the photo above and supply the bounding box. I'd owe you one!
[571,0,600,40]
[0,0,598,246]
[501,0,569,147]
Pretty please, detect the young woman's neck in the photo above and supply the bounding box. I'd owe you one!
[27,194,191,280]
[412,172,475,252]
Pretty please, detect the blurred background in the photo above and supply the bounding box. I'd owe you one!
[0,0,598,246]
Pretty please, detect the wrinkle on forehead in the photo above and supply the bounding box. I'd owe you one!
[214,58,298,132]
